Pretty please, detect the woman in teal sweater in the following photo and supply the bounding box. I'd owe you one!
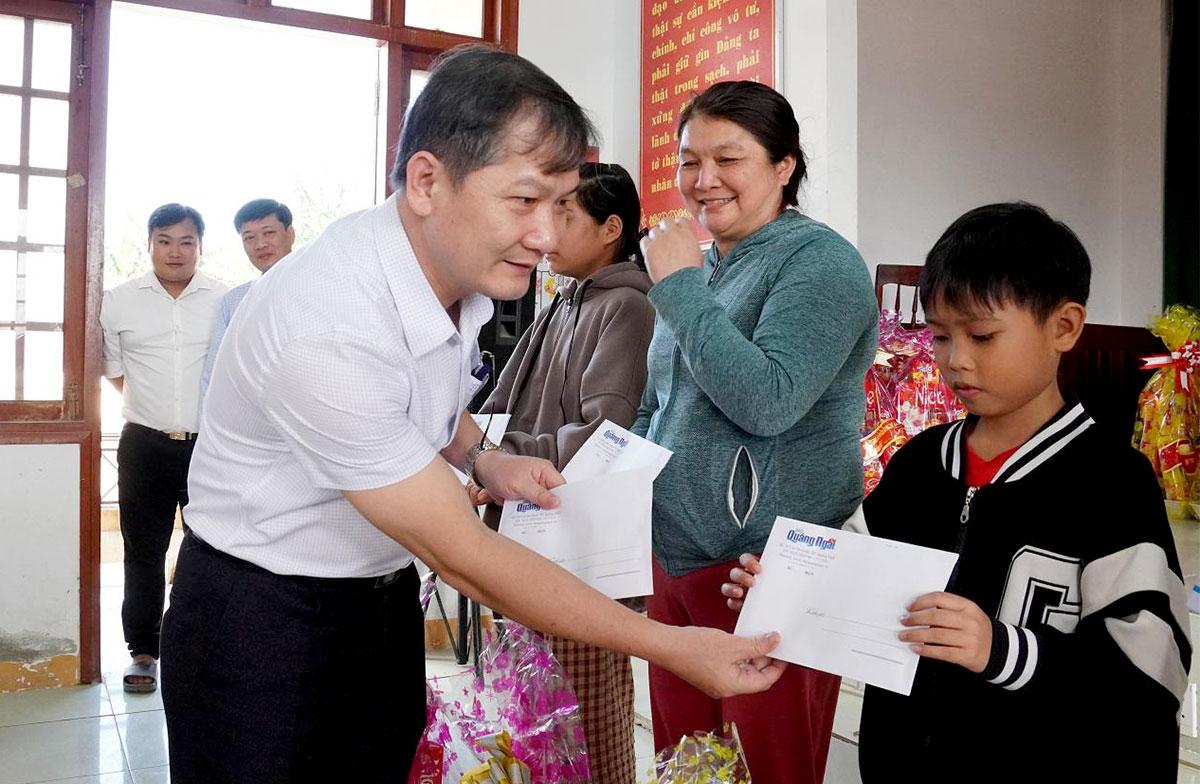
[635,81,878,784]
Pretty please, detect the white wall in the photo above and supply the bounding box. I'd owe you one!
[780,0,859,241]
[517,0,643,178]
[520,1,1163,323]
[0,444,80,666]
[857,0,1165,326]
[520,0,859,239]
[1115,1,1167,326]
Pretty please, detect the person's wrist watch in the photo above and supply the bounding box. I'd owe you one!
[465,439,506,486]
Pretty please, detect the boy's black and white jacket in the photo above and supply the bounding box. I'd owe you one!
[855,402,1190,782]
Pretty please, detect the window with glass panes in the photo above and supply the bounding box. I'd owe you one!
[0,12,74,407]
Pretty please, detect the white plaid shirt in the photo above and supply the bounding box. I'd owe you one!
[100,271,227,433]
[185,194,493,577]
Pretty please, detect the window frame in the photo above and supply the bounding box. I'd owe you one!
[0,1,94,421]
[0,0,520,688]
[114,0,518,51]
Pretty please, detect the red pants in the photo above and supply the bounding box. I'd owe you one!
[648,558,841,784]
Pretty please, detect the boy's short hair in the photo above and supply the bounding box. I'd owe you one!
[919,202,1091,321]
[234,198,292,232]
[147,203,204,239]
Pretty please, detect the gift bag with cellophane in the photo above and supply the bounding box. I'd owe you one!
[861,311,967,494]
[645,723,752,783]
[1133,305,1200,509]
[408,607,591,783]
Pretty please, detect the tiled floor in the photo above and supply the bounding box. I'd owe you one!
[0,562,657,784]
[0,563,1195,782]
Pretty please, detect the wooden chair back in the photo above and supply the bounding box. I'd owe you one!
[874,264,924,327]
[1060,323,1162,430]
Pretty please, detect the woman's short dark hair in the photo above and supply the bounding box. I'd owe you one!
[233,199,292,232]
[574,162,644,269]
[147,203,204,239]
[919,202,1091,321]
[677,80,807,207]
[391,44,596,188]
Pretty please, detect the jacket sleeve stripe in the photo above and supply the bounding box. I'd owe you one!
[987,622,1020,685]
[1004,627,1039,691]
[1081,543,1189,635]
[1104,612,1189,703]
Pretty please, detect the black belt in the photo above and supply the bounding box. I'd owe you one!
[184,529,411,591]
[127,422,198,441]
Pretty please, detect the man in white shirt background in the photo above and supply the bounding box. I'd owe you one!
[99,203,227,694]
[160,46,786,784]
[199,198,295,397]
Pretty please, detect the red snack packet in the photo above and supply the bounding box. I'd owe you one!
[863,363,895,433]
[407,739,445,784]
[862,418,909,495]
[894,352,967,437]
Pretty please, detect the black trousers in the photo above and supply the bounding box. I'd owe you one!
[117,422,194,659]
[161,531,427,784]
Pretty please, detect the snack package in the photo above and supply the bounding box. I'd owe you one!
[647,723,752,784]
[411,620,591,784]
[1133,305,1200,506]
[877,310,915,363]
[865,311,966,438]
[861,311,966,493]
[409,734,446,784]
[458,732,532,784]
[862,357,896,434]
[893,350,966,437]
[862,418,909,495]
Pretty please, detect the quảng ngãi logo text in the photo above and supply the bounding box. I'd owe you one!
[786,529,836,551]
[603,430,629,448]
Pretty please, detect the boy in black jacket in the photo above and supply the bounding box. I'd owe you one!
[723,202,1191,781]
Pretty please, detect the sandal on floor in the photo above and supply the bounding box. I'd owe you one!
[122,659,158,693]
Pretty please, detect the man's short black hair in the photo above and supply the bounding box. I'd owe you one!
[919,202,1091,322]
[390,44,596,188]
[147,203,204,239]
[233,199,293,232]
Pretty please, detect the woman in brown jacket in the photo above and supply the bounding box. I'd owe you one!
[478,162,654,783]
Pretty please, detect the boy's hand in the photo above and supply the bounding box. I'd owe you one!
[721,553,762,611]
[900,592,992,674]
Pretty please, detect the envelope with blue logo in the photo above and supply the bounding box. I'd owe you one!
[734,515,958,695]
[498,421,671,600]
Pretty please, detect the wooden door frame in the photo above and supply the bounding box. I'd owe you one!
[0,0,107,685]
[2,0,519,686]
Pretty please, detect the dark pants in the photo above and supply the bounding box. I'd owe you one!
[118,422,194,659]
[161,531,428,784]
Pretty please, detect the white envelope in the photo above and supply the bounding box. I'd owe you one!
[734,515,958,695]
[561,420,672,482]
[499,468,654,600]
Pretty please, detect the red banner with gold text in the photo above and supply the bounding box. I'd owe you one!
[640,0,775,230]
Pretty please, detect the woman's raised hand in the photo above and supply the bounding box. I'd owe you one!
[640,215,704,285]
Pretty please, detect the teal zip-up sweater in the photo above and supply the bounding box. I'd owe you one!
[633,210,878,576]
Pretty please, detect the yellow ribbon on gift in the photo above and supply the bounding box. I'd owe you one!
[458,732,531,784]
